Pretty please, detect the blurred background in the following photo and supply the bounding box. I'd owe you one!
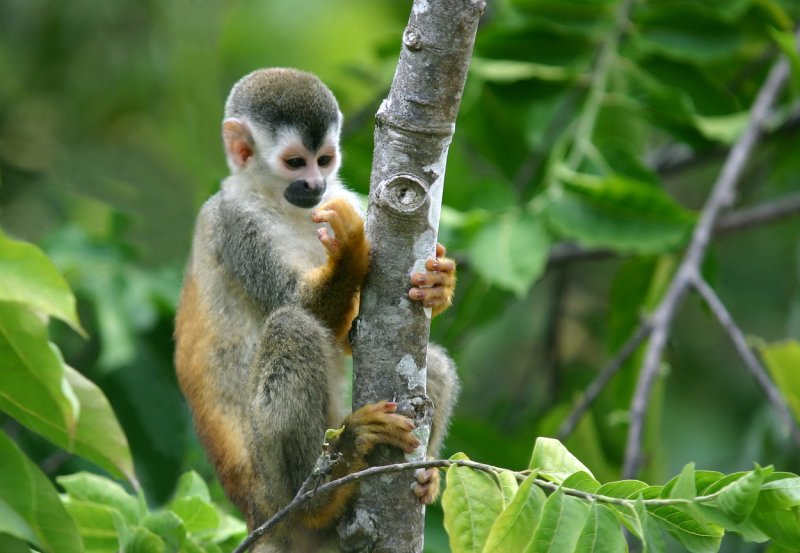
[2,0,800,550]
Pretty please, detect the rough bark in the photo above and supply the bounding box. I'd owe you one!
[339,1,483,551]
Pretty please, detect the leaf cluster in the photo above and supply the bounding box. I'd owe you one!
[443,438,800,552]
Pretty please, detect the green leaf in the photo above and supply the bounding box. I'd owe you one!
[0,431,82,553]
[57,472,143,525]
[142,511,186,550]
[468,210,550,296]
[638,498,666,553]
[526,488,591,553]
[443,455,505,553]
[750,508,800,549]
[0,534,32,553]
[529,437,594,483]
[0,497,37,545]
[498,470,520,507]
[546,170,694,254]
[0,302,79,438]
[596,480,649,499]
[483,473,546,553]
[0,230,84,334]
[60,497,120,553]
[760,340,800,424]
[770,28,800,97]
[470,57,580,83]
[562,471,601,493]
[170,497,220,534]
[123,526,166,553]
[64,366,136,483]
[715,464,773,523]
[667,462,697,499]
[173,471,213,503]
[756,477,800,510]
[642,487,723,553]
[575,503,627,553]
[692,112,749,144]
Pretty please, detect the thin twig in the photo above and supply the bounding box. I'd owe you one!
[234,454,733,552]
[715,191,800,235]
[623,50,793,479]
[691,274,800,445]
[558,321,653,440]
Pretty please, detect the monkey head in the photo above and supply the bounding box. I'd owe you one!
[222,68,343,209]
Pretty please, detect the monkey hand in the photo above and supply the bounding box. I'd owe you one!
[414,464,441,505]
[409,243,456,317]
[311,198,367,262]
[332,401,420,466]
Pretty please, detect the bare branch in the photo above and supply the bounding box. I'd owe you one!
[691,274,800,445]
[715,191,800,235]
[557,320,653,440]
[623,48,794,479]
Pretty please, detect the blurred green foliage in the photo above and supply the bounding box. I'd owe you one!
[2,0,800,551]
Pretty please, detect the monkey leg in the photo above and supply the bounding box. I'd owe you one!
[245,306,341,542]
[414,343,460,503]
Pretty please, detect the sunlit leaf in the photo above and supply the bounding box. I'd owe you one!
[0,230,84,334]
[526,488,591,552]
[498,470,520,507]
[642,486,723,553]
[65,366,136,483]
[483,473,546,553]
[575,503,627,553]
[0,302,78,439]
[529,437,594,483]
[0,431,82,553]
[170,497,220,534]
[760,340,800,425]
[142,511,186,550]
[715,464,773,523]
[666,462,697,500]
[471,57,580,83]
[443,453,504,553]
[562,471,601,493]
[57,472,143,526]
[60,498,120,553]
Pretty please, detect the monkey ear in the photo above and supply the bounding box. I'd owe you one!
[223,118,255,169]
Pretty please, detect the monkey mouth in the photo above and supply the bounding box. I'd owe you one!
[284,180,326,208]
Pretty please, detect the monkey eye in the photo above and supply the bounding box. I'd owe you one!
[318,155,333,167]
[285,157,306,169]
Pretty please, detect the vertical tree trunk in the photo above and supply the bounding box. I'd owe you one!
[340,1,483,551]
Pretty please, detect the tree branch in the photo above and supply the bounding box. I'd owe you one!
[622,46,794,478]
[691,274,800,445]
[344,1,483,550]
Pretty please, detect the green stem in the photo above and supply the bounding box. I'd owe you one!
[564,0,636,171]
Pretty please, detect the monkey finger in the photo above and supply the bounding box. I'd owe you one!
[410,271,449,287]
[409,286,448,304]
[311,208,336,224]
[436,243,446,258]
[413,468,441,504]
[317,228,340,255]
[425,257,456,274]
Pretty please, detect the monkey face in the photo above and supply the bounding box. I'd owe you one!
[274,133,339,209]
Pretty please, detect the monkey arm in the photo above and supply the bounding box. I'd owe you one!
[300,198,370,343]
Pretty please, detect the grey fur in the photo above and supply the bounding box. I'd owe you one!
[226,68,341,151]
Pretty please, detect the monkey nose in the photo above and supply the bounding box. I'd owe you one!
[305,179,325,194]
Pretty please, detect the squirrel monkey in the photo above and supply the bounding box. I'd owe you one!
[174,68,458,551]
